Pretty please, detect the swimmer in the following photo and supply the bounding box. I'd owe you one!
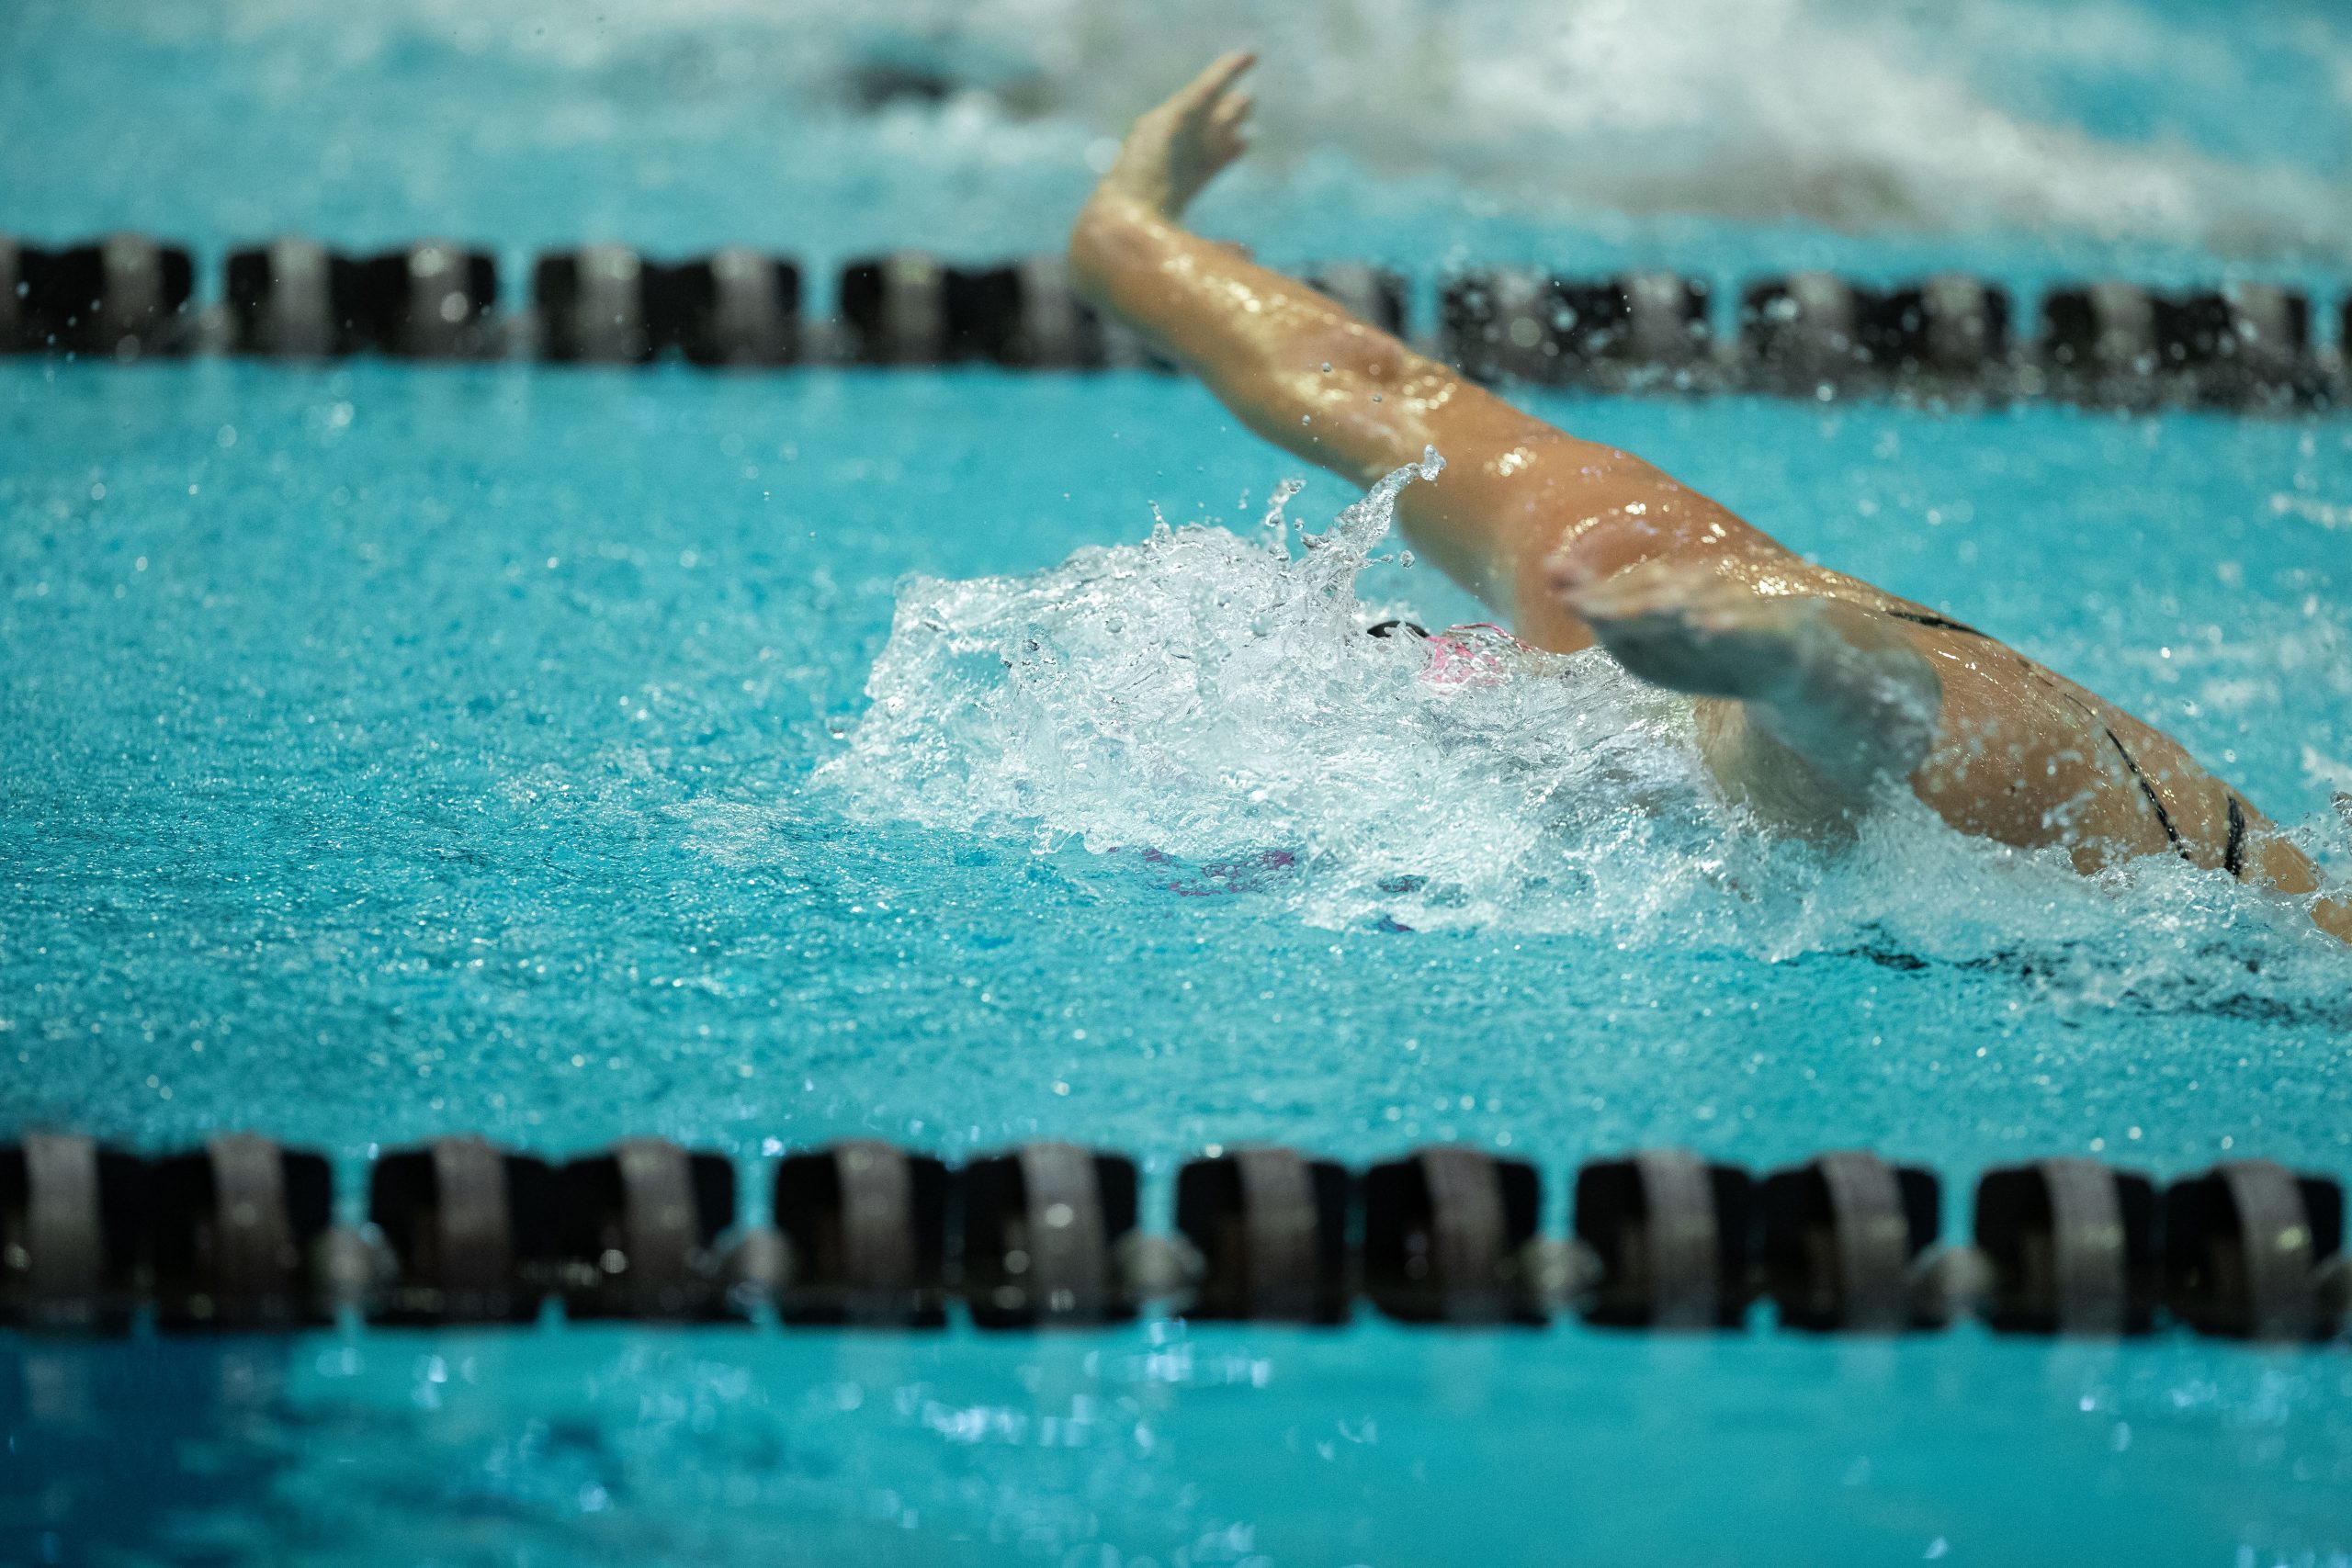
[1069,51,2352,946]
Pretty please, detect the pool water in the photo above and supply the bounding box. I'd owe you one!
[7,0,2352,1562]
[8,362,2349,1158]
[7,359,2352,1564]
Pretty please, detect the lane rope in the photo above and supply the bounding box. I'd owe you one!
[1,233,2338,412]
[5,1132,2345,1342]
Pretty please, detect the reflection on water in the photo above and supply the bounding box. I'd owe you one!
[2,1336,298,1564]
[9,1323,2352,1565]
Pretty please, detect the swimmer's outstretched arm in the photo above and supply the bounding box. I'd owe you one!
[1074,56,2352,943]
[1069,53,1788,655]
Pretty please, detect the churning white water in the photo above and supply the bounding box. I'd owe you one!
[205,0,2352,257]
[823,456,2348,1014]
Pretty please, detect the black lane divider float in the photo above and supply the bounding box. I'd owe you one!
[4,1134,2346,1343]
[2,232,2340,412]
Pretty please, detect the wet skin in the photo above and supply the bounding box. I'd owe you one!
[1069,53,2351,945]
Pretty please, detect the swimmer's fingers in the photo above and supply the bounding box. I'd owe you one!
[1583,601,1811,701]
[1544,533,1671,608]
[1111,51,1259,215]
[1165,56,1254,155]
[1552,557,1815,698]
[1134,52,1254,137]
[1187,93,1253,184]
[1550,553,1749,626]
[1170,51,1258,120]
[1204,89,1255,164]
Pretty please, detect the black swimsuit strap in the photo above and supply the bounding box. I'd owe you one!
[1885,603,2253,880]
[1883,607,1989,637]
[2105,727,2186,852]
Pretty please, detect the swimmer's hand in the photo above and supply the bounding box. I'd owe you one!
[1097,51,1257,220]
[1551,554,1820,702]
[1552,552,1943,805]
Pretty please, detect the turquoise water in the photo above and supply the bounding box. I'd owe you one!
[8,362,2348,1162]
[6,361,2351,1564]
[8,0,2352,1562]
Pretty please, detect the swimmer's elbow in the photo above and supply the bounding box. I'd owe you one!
[1068,195,1154,313]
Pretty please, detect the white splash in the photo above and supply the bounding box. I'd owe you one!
[822,460,2352,1007]
[217,0,2352,255]
[830,461,1960,943]
[827,456,1690,927]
